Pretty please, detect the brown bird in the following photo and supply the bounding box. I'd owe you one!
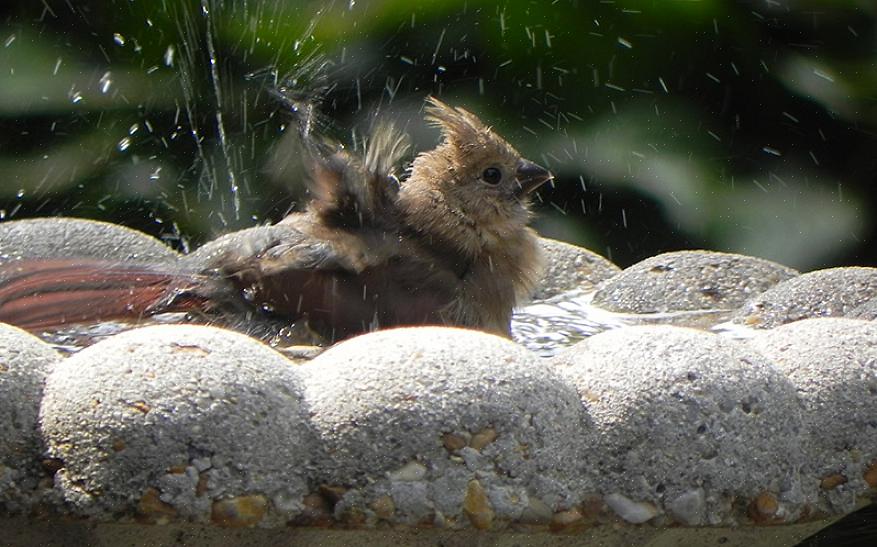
[0,97,552,343]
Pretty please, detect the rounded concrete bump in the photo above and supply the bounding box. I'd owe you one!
[39,324,313,524]
[591,250,797,314]
[552,325,809,525]
[183,224,310,268]
[533,237,620,300]
[0,217,179,264]
[747,318,877,513]
[732,267,877,329]
[0,324,62,511]
[301,326,592,525]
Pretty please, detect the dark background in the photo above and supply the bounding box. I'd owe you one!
[1,0,875,272]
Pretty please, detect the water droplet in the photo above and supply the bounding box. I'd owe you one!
[117,137,131,152]
[16,189,24,198]
[99,71,112,94]
[113,33,126,46]
[163,45,175,67]
[128,123,139,135]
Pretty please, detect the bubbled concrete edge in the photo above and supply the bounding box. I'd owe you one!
[1,217,876,545]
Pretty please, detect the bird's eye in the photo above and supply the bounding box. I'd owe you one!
[481,167,502,185]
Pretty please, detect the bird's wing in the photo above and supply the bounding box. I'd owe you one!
[196,224,462,341]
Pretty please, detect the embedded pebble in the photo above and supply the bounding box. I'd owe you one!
[211,494,269,528]
[387,461,427,482]
[749,491,780,524]
[666,488,706,526]
[469,427,498,451]
[0,324,61,511]
[550,507,585,531]
[39,325,312,522]
[137,487,177,522]
[733,267,877,329]
[369,495,395,520]
[604,493,658,524]
[591,250,797,314]
[462,479,494,530]
[553,325,808,524]
[748,318,877,512]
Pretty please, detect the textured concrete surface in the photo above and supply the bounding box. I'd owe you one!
[39,324,313,525]
[0,324,61,511]
[748,318,877,514]
[1,216,876,545]
[552,325,809,526]
[301,326,591,526]
[850,296,877,320]
[592,250,797,315]
[732,267,877,329]
[0,217,179,265]
[532,237,620,299]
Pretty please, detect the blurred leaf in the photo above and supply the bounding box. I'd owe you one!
[0,27,179,115]
[711,173,867,269]
[0,129,125,197]
[778,53,877,124]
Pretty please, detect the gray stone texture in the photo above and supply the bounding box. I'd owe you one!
[748,318,877,513]
[532,237,620,300]
[0,324,61,511]
[0,217,179,265]
[39,324,313,524]
[592,250,797,315]
[301,326,592,521]
[552,325,809,525]
[850,296,877,320]
[732,267,877,329]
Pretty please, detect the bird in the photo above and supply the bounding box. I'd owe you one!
[0,97,552,344]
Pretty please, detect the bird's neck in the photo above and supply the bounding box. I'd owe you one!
[397,186,544,304]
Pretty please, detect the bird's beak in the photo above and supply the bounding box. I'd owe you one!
[514,158,553,197]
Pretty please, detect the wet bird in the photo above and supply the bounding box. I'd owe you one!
[0,97,552,343]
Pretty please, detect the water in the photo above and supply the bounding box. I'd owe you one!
[511,289,749,357]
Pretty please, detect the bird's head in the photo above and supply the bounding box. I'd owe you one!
[400,97,553,257]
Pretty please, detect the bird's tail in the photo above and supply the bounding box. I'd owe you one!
[0,258,207,331]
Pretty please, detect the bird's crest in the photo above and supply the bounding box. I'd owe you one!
[424,96,493,149]
[423,97,520,164]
